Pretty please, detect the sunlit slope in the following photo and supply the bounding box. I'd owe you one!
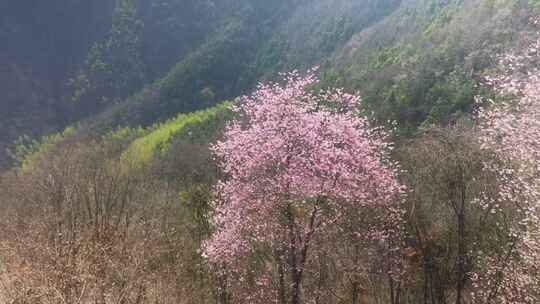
[328,0,535,130]
[12,102,233,175]
[120,102,233,169]
[90,0,400,133]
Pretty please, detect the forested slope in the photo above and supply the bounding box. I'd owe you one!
[0,0,114,167]
[0,0,400,167]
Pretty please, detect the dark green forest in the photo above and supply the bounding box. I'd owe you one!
[0,0,538,303]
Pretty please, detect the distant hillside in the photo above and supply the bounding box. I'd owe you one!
[0,0,405,168]
[0,0,114,167]
[0,0,536,167]
[328,0,535,130]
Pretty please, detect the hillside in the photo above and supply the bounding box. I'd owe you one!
[0,0,532,164]
[0,0,401,167]
[0,0,539,303]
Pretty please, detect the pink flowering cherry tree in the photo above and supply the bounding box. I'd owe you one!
[472,16,540,304]
[204,71,404,304]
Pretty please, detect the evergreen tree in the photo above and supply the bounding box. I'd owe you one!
[68,0,145,115]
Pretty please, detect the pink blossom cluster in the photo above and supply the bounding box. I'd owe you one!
[472,15,540,304]
[203,70,404,302]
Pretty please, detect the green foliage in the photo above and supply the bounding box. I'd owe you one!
[368,45,414,69]
[9,127,76,171]
[135,0,218,77]
[179,184,214,241]
[199,87,217,106]
[421,70,476,128]
[331,0,531,130]
[7,135,41,169]
[423,4,457,37]
[531,0,540,10]
[105,2,292,127]
[120,102,233,168]
[251,0,400,78]
[156,21,249,114]
[68,0,145,115]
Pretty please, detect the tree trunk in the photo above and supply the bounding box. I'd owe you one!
[352,282,360,304]
[455,174,467,304]
[424,259,431,304]
[288,204,318,304]
[277,253,287,304]
[456,212,465,304]
[216,273,229,304]
[389,275,401,304]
